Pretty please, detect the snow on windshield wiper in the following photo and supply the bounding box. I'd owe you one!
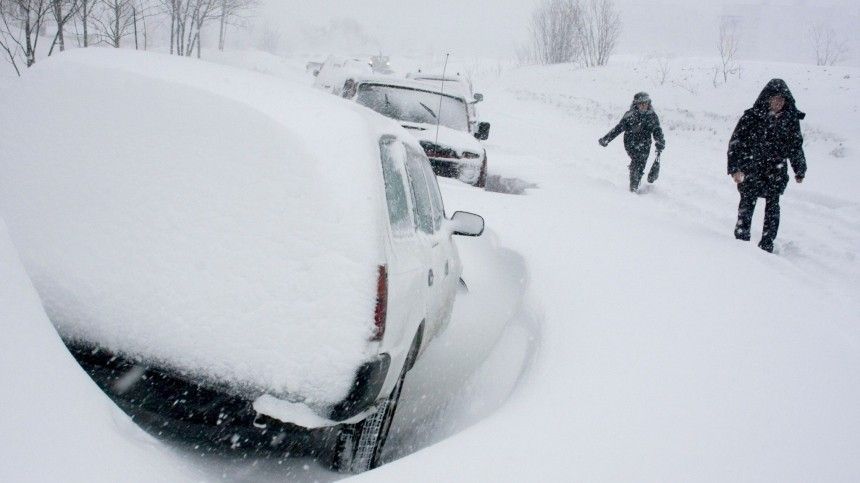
[419,101,437,119]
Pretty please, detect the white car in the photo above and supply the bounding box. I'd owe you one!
[315,70,492,188]
[0,51,483,474]
[311,54,375,96]
[352,78,492,187]
[406,71,485,131]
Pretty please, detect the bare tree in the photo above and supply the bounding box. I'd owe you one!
[192,0,218,57]
[217,0,255,51]
[526,0,620,67]
[578,0,621,67]
[0,0,53,73]
[160,0,218,57]
[810,23,849,66]
[92,0,134,47]
[528,0,581,65]
[48,0,78,54]
[648,52,672,85]
[0,1,22,74]
[717,15,741,83]
[74,0,93,46]
[93,0,158,49]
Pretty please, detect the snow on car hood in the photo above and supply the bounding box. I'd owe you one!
[0,50,393,406]
[400,122,485,160]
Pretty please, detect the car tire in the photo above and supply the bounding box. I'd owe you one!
[331,329,421,473]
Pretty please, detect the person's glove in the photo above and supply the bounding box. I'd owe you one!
[655,142,665,152]
[599,137,609,147]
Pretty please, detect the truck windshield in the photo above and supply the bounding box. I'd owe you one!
[356,84,469,132]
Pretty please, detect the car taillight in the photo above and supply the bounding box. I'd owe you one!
[372,265,388,341]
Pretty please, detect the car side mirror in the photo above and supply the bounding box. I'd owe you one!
[475,122,490,141]
[449,211,484,237]
[473,93,484,103]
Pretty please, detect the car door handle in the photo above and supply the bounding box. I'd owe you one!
[428,269,434,286]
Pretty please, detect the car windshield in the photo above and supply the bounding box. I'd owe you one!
[356,84,469,132]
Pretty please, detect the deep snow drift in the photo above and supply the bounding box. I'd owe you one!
[0,49,401,405]
[0,219,198,483]
[1,49,858,482]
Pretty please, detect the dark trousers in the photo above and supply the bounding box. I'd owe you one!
[735,193,781,248]
[629,155,648,191]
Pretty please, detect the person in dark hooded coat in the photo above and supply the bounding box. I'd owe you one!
[728,79,806,253]
[599,92,666,192]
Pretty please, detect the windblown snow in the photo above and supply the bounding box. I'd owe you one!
[1,48,858,482]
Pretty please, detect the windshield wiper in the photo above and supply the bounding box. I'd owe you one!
[419,101,437,119]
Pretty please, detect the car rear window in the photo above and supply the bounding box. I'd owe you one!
[379,137,414,237]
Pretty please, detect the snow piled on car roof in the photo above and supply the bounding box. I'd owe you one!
[0,49,394,405]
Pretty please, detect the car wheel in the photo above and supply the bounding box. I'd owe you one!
[331,331,421,473]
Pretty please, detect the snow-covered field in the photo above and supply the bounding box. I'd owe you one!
[1,49,858,481]
[363,56,860,481]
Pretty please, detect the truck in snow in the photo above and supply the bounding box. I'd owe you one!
[313,60,491,188]
[351,77,491,188]
[405,70,486,134]
[0,50,484,473]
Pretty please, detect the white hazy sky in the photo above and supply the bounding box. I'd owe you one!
[259,0,859,65]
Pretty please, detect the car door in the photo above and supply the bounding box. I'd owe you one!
[404,145,453,335]
[402,145,447,337]
[416,147,459,330]
[379,137,429,351]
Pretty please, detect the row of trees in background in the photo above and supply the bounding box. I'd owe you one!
[715,17,850,86]
[164,0,257,57]
[523,0,850,72]
[0,0,256,75]
[524,0,621,67]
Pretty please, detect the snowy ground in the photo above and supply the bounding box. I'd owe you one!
[0,222,201,483]
[360,56,860,481]
[1,51,858,481]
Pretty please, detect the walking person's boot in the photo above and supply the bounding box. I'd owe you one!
[629,158,646,193]
[735,194,756,241]
[758,196,781,253]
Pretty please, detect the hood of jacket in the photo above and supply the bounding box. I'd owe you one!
[750,78,806,120]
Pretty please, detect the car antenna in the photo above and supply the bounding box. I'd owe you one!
[434,53,450,147]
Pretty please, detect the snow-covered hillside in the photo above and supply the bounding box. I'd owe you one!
[1,50,858,482]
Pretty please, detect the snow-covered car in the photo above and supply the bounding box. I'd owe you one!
[316,71,492,188]
[311,54,374,96]
[0,50,484,473]
[406,71,486,132]
[349,78,491,187]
